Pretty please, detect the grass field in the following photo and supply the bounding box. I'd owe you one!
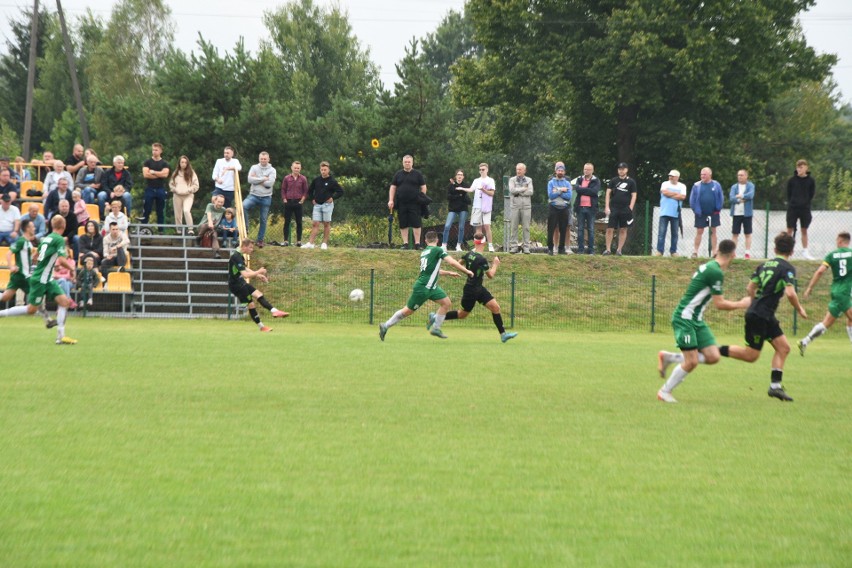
[1,318,850,567]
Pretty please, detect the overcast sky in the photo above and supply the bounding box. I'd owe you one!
[1,0,850,103]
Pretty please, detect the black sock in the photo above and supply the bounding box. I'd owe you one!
[492,312,505,334]
[249,308,261,324]
[258,296,273,311]
[719,345,729,357]
[771,369,783,384]
[445,310,458,320]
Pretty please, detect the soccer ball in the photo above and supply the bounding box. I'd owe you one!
[349,288,365,302]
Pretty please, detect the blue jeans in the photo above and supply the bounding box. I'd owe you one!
[142,186,167,229]
[657,215,679,254]
[576,207,595,254]
[97,191,133,218]
[443,210,468,246]
[81,187,97,204]
[212,188,233,208]
[242,194,271,242]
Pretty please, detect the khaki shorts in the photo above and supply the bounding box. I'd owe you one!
[471,208,491,226]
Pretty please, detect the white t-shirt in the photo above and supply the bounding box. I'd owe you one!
[470,176,496,212]
[0,204,22,232]
[733,183,746,216]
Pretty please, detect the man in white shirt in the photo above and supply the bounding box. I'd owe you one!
[655,170,686,256]
[212,145,242,208]
[0,194,22,245]
[469,163,497,252]
[729,169,755,259]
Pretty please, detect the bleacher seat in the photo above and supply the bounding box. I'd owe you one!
[0,269,9,290]
[19,180,43,197]
[0,247,10,268]
[77,226,86,236]
[85,203,100,223]
[106,271,132,292]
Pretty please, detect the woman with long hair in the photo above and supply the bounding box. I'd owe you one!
[78,219,104,265]
[169,155,199,235]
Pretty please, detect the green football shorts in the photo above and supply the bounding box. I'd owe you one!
[27,278,64,306]
[672,317,716,351]
[406,284,447,311]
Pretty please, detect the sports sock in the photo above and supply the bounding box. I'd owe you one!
[37,305,51,323]
[770,368,783,389]
[56,306,67,339]
[384,309,407,328]
[719,345,730,357]
[249,308,261,325]
[666,352,685,364]
[257,296,274,311]
[492,312,505,334]
[444,310,458,320]
[0,305,29,317]
[662,364,689,393]
[433,313,446,330]
[804,322,826,344]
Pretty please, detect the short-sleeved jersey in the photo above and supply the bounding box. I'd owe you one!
[823,247,852,297]
[415,246,447,289]
[607,176,637,209]
[9,235,34,277]
[747,258,796,319]
[461,251,489,288]
[673,260,724,323]
[30,232,66,284]
[228,250,248,287]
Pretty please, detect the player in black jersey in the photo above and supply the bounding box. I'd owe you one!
[229,239,289,332]
[429,232,518,342]
[720,233,807,401]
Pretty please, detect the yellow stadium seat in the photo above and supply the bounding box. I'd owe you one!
[0,247,10,268]
[0,268,9,289]
[19,202,44,216]
[20,180,43,194]
[77,225,86,236]
[106,271,132,292]
[124,251,131,269]
[86,203,100,223]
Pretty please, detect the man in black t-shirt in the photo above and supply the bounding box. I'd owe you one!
[719,233,808,401]
[603,162,637,255]
[388,155,428,249]
[140,142,171,232]
[431,232,517,342]
[228,239,289,332]
[64,144,86,176]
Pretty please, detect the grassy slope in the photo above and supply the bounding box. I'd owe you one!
[1,319,849,567]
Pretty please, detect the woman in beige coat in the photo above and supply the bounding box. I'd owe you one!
[169,155,199,235]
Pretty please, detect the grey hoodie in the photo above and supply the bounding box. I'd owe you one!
[247,163,277,198]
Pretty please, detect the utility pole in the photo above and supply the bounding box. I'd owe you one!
[21,0,39,160]
[56,0,90,148]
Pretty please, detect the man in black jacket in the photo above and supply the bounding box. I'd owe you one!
[786,159,816,260]
[572,163,601,254]
[302,161,343,250]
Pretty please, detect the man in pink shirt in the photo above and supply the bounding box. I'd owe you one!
[280,161,308,246]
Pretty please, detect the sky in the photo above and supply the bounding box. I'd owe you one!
[0,0,851,103]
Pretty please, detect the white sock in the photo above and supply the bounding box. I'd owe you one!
[0,305,29,317]
[384,309,407,328]
[37,305,51,323]
[770,382,782,389]
[665,352,685,364]
[433,313,446,330]
[697,352,707,364]
[805,322,826,344]
[662,364,689,393]
[56,307,67,339]
[847,326,852,343]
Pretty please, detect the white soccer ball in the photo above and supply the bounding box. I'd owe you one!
[349,288,365,302]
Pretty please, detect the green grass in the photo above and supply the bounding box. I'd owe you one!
[1,319,850,566]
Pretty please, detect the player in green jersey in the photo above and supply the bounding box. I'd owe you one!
[0,218,56,327]
[798,231,852,353]
[718,233,807,402]
[0,215,77,344]
[379,230,473,340]
[656,239,751,403]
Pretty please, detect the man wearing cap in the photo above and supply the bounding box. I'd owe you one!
[508,163,534,254]
[0,193,22,245]
[547,162,572,255]
[572,163,601,255]
[656,170,687,256]
[604,162,638,255]
[689,167,724,258]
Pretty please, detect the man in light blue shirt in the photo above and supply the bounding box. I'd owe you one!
[547,162,572,255]
[689,167,724,257]
[656,170,686,256]
[729,169,755,259]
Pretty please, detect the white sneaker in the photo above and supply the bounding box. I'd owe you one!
[320,242,328,250]
[455,244,462,252]
[657,389,678,403]
[488,243,495,252]
[302,243,315,249]
[802,250,815,260]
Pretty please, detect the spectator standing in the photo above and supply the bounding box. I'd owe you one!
[547,162,572,255]
[280,161,308,246]
[101,222,129,272]
[24,203,46,239]
[103,200,129,236]
[786,159,816,260]
[729,169,755,259]
[508,163,534,254]
[196,195,226,258]
[76,256,103,308]
[604,162,638,256]
[689,167,724,258]
[43,160,74,198]
[442,169,471,252]
[71,189,90,226]
[64,144,86,176]
[44,176,72,219]
[79,220,104,265]
[140,142,171,232]
[243,152,277,247]
[169,155,199,236]
[470,163,497,252]
[99,156,134,217]
[388,155,428,250]
[303,161,344,250]
[656,169,686,256]
[0,169,18,203]
[0,194,21,245]
[211,145,242,208]
[74,155,104,204]
[572,163,600,255]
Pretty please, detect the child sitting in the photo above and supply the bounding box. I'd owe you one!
[219,207,238,249]
[76,255,103,307]
[53,248,79,309]
[72,189,89,226]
